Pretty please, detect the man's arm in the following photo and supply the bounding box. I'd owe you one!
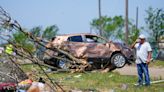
[131,40,138,49]
[146,51,152,64]
[146,42,152,64]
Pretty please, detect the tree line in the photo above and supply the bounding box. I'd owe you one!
[91,7,164,45]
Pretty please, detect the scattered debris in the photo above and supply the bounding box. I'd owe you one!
[108,89,115,92]
[108,74,114,78]
[18,79,33,90]
[70,89,83,92]
[0,83,16,92]
[27,81,53,92]
[74,74,82,78]
[0,61,28,83]
[121,84,128,90]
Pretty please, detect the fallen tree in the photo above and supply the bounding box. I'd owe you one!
[0,6,68,91]
[0,6,92,92]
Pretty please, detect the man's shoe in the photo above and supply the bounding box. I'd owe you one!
[136,83,143,87]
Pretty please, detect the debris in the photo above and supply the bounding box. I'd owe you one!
[27,82,53,92]
[74,74,82,78]
[0,83,16,91]
[70,89,83,92]
[0,61,28,83]
[18,79,33,90]
[109,89,115,92]
[45,68,53,73]
[19,79,33,85]
[18,89,26,92]
[101,68,110,73]
[108,74,113,78]
[38,77,45,84]
[121,84,128,90]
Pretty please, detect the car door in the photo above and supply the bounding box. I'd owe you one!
[82,35,113,58]
[66,35,88,58]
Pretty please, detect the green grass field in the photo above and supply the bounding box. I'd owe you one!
[149,60,164,67]
[21,64,164,92]
[49,72,164,92]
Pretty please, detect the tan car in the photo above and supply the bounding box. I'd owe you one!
[43,33,135,70]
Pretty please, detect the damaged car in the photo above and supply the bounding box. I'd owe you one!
[43,33,135,71]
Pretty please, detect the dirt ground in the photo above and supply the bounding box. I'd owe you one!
[114,65,164,79]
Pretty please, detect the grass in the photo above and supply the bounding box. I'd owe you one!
[49,72,136,91]
[48,72,164,92]
[149,60,164,67]
[20,64,47,72]
[21,64,164,92]
[130,60,164,68]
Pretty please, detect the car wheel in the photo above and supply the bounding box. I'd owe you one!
[111,53,126,68]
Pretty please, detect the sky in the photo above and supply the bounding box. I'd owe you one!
[0,0,164,34]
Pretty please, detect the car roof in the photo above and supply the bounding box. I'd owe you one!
[57,33,97,37]
[54,33,109,42]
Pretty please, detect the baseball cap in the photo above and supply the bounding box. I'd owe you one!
[139,34,145,39]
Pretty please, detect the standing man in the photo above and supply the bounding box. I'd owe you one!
[131,34,152,86]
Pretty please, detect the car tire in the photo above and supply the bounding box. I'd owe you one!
[111,53,126,68]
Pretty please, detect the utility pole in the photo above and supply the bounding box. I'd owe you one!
[125,0,129,44]
[98,0,102,36]
[136,7,138,31]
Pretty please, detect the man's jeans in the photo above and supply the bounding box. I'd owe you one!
[137,63,150,85]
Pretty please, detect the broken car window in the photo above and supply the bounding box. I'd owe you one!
[85,35,107,43]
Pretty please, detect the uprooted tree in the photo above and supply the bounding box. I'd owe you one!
[0,7,62,91]
[0,6,92,92]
